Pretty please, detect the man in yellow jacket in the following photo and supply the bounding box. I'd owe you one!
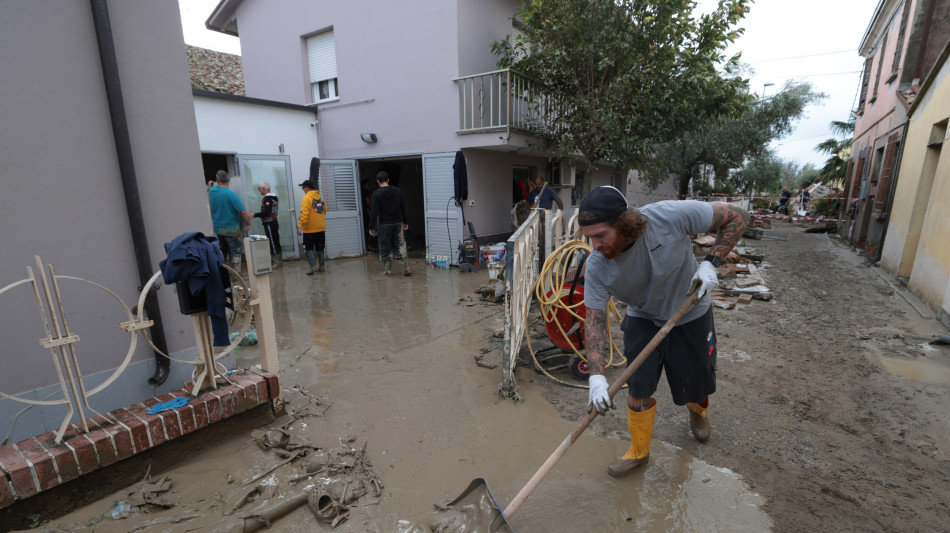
[297,180,328,274]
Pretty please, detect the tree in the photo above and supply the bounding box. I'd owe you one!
[732,150,784,194]
[647,81,824,196]
[492,0,753,197]
[814,111,856,187]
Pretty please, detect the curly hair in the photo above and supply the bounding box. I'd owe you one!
[610,208,647,242]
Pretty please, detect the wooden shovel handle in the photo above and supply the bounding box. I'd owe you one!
[501,282,701,519]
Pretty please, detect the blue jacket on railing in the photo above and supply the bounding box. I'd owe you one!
[160,232,231,346]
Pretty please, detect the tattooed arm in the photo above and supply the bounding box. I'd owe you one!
[708,202,749,260]
[585,307,608,375]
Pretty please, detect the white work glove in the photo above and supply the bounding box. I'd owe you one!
[692,260,719,298]
[587,374,614,415]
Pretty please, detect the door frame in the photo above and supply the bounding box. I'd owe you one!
[234,154,300,259]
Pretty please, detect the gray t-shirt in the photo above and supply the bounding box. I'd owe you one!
[585,200,713,326]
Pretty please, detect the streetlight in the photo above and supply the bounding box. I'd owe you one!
[762,82,775,98]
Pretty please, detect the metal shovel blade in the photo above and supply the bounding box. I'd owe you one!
[447,478,515,532]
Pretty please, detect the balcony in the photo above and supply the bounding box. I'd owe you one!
[453,69,556,135]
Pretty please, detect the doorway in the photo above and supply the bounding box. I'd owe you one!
[358,157,426,256]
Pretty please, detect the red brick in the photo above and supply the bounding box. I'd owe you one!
[126,403,167,448]
[111,409,150,454]
[100,417,135,461]
[200,393,223,424]
[62,433,100,475]
[16,439,60,491]
[214,390,235,419]
[0,445,38,499]
[0,473,15,509]
[155,410,181,440]
[192,398,210,430]
[233,377,266,406]
[737,294,754,305]
[168,392,198,434]
[38,440,80,485]
[155,392,178,403]
[249,369,280,399]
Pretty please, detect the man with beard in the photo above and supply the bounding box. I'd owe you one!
[579,186,747,477]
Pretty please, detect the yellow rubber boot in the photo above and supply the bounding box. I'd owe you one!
[607,398,656,478]
[687,397,711,442]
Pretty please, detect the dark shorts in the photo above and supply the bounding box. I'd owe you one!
[302,231,325,252]
[622,305,717,405]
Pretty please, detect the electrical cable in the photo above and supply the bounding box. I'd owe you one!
[523,239,628,389]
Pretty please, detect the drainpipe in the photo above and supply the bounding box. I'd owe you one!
[90,0,170,385]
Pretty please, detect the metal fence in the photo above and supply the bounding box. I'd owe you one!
[500,209,584,398]
[453,69,556,134]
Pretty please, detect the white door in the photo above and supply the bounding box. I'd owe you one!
[236,155,300,259]
[321,159,363,258]
[423,153,463,265]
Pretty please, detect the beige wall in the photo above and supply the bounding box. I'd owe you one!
[880,48,950,316]
[0,0,209,432]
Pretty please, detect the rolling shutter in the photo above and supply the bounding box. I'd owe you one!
[307,31,337,83]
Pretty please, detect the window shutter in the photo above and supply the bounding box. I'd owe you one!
[859,57,872,109]
[873,134,900,212]
[842,159,855,200]
[871,37,887,99]
[891,0,911,75]
[307,31,337,83]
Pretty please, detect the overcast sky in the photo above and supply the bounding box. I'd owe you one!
[180,0,879,169]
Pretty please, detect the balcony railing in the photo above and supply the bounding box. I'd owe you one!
[453,69,555,134]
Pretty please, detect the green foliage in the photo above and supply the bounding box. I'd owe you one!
[731,150,784,194]
[492,0,753,197]
[815,111,856,187]
[811,198,839,217]
[648,80,824,196]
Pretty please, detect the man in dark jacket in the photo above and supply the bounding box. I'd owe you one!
[368,171,410,276]
[253,181,282,269]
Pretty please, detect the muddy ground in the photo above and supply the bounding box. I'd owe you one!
[534,222,950,531]
[3,222,948,532]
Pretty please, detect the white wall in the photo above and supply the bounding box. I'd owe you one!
[194,94,319,221]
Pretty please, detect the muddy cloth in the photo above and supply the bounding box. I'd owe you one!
[584,200,713,326]
[160,232,231,346]
[369,186,408,228]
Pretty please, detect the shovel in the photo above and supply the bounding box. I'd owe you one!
[451,282,703,531]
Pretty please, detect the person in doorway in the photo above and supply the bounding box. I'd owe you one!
[253,181,282,269]
[368,171,411,276]
[579,186,747,478]
[527,175,564,210]
[774,187,791,215]
[297,180,328,274]
[208,170,251,269]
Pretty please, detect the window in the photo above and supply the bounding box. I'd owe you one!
[307,30,338,103]
[890,0,912,80]
[870,37,886,102]
[858,57,872,112]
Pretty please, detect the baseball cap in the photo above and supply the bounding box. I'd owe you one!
[298,180,316,188]
[578,186,628,226]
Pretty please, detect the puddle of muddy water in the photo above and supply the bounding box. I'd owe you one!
[877,354,950,385]
[39,258,771,532]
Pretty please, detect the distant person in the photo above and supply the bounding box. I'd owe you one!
[368,171,411,276]
[252,181,282,269]
[208,170,250,269]
[527,175,563,210]
[774,187,791,215]
[297,180,328,274]
[800,188,811,212]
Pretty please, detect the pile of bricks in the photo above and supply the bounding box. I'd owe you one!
[0,368,279,509]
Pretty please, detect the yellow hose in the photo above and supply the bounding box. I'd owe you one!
[523,240,627,389]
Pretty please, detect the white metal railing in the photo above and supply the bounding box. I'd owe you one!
[453,69,556,134]
[500,209,583,397]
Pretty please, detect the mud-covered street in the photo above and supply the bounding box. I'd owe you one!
[5,223,949,532]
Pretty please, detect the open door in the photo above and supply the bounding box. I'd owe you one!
[321,159,364,258]
[423,153,463,265]
[237,154,300,259]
